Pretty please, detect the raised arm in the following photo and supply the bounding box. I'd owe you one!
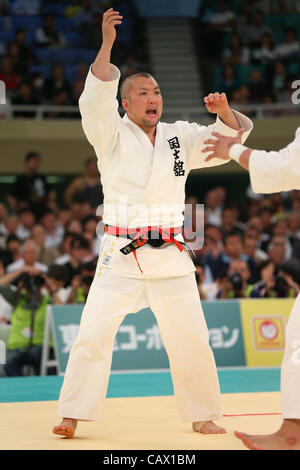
[92,8,122,81]
[78,9,122,153]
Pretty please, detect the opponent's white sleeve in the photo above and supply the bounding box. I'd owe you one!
[249,127,300,193]
[189,109,253,170]
[78,63,121,155]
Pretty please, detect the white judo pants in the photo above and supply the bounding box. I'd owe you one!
[58,269,222,422]
[281,293,300,418]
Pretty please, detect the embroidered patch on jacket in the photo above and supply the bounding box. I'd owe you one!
[103,254,112,266]
[167,136,185,176]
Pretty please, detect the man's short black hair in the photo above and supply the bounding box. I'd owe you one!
[6,234,21,246]
[48,264,68,282]
[70,234,90,251]
[25,151,41,163]
[223,230,243,244]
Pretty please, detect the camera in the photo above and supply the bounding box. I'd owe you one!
[228,271,243,297]
[16,272,45,291]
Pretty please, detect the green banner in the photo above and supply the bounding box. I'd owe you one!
[49,301,246,374]
[203,301,246,367]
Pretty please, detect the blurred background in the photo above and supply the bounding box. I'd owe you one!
[0,0,300,376]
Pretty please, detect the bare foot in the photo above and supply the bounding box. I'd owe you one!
[234,419,300,450]
[52,418,78,438]
[193,420,226,434]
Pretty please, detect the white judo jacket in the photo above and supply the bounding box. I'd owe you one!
[249,127,300,193]
[79,64,253,278]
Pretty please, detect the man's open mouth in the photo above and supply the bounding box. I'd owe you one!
[146,109,157,116]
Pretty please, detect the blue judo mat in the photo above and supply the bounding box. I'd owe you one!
[0,368,281,403]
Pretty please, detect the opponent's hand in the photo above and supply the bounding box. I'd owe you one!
[202,128,244,162]
[204,92,229,114]
[102,8,123,46]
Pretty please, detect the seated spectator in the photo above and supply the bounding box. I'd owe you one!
[15,29,35,67]
[251,260,277,298]
[0,56,19,93]
[3,215,19,238]
[227,259,253,298]
[210,231,258,282]
[6,235,22,266]
[6,240,47,274]
[242,10,272,48]
[267,235,287,266]
[64,157,103,209]
[223,32,250,65]
[43,264,69,305]
[221,206,244,236]
[31,224,60,267]
[83,10,103,50]
[195,263,218,300]
[248,69,269,103]
[205,189,223,227]
[16,208,36,240]
[73,0,95,31]
[217,64,240,96]
[45,89,72,118]
[67,272,93,304]
[252,33,276,65]
[275,27,300,62]
[229,85,254,117]
[271,61,287,94]
[12,81,40,118]
[35,14,67,49]
[7,41,29,76]
[60,234,91,287]
[44,63,71,102]
[271,217,293,259]
[65,217,82,235]
[4,271,49,377]
[8,151,48,216]
[0,203,8,238]
[40,209,64,249]
[72,63,88,104]
[274,259,300,298]
[0,0,9,15]
[11,0,41,16]
[209,0,235,34]
[243,231,269,265]
[288,210,300,244]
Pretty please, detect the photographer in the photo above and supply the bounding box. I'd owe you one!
[4,271,49,377]
[217,259,253,299]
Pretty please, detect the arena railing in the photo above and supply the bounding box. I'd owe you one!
[0,103,300,121]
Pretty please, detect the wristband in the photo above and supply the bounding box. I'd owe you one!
[229,144,248,162]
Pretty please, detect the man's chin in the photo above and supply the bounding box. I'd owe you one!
[143,116,161,127]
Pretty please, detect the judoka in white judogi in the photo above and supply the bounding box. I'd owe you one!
[57,62,252,425]
[55,9,254,435]
[202,125,300,448]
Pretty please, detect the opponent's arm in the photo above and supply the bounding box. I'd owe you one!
[92,8,122,81]
[202,128,300,193]
[202,128,252,170]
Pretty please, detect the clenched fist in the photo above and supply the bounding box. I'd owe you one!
[204,92,230,115]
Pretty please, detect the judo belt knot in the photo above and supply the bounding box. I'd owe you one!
[104,225,184,274]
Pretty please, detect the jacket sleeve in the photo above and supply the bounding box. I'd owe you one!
[187,110,253,170]
[249,128,300,193]
[78,63,121,156]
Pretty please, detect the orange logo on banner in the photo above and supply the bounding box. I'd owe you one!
[252,316,285,351]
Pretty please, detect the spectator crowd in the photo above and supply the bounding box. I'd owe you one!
[194,0,300,117]
[0,0,150,118]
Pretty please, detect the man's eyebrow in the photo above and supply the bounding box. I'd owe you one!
[138,86,160,90]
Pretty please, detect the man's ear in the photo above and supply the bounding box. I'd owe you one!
[122,99,129,112]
